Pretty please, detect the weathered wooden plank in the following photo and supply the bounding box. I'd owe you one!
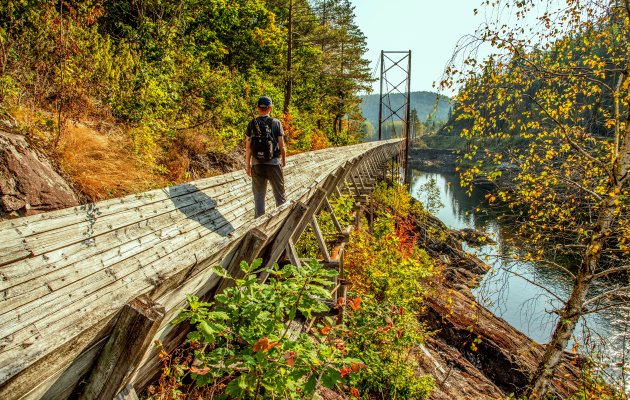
[0,228,235,376]
[0,202,243,325]
[0,169,321,318]
[0,175,241,243]
[0,147,353,266]
[0,150,369,238]
[0,315,115,400]
[0,171,334,382]
[0,152,334,261]
[80,296,165,400]
[0,181,244,267]
[1,203,250,338]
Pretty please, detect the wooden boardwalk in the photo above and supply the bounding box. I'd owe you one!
[0,139,402,399]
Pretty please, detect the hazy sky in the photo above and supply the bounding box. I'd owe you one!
[350,0,485,96]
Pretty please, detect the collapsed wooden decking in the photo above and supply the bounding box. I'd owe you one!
[0,139,402,399]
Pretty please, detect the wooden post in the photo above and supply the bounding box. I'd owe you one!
[355,167,367,191]
[291,171,343,243]
[213,229,268,295]
[323,197,343,234]
[285,239,302,268]
[80,296,165,400]
[349,175,362,197]
[310,215,331,263]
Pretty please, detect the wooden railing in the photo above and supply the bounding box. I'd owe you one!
[0,139,402,399]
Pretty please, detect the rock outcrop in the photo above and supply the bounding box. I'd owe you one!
[0,131,79,218]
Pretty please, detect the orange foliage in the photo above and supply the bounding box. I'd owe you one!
[281,113,296,143]
[252,337,278,353]
[310,130,330,150]
[281,112,306,155]
[394,215,420,258]
[165,129,215,182]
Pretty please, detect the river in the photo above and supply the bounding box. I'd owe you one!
[409,168,629,389]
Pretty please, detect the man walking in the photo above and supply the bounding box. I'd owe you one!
[245,96,287,217]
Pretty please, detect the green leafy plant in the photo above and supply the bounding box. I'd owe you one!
[337,297,436,399]
[158,259,359,399]
[337,181,436,399]
[346,182,434,308]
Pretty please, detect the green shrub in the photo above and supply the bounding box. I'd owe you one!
[156,259,356,399]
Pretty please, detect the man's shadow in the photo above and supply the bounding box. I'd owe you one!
[168,183,235,237]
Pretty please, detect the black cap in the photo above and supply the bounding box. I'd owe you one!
[257,96,273,109]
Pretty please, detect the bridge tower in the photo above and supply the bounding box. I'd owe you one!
[378,50,412,183]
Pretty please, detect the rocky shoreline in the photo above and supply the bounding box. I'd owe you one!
[407,147,581,398]
[413,211,581,399]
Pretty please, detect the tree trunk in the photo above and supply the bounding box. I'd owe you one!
[528,194,619,397]
[283,0,293,115]
[526,270,592,398]
[527,98,630,399]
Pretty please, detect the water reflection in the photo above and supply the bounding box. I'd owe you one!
[410,169,626,386]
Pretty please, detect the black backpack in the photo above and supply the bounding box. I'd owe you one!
[250,117,275,161]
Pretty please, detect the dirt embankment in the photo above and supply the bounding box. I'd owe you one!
[0,129,246,220]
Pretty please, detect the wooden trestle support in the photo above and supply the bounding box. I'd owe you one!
[0,139,402,399]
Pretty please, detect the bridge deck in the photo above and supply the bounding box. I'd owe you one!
[0,139,402,399]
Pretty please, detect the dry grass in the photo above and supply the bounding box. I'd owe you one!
[57,122,166,201]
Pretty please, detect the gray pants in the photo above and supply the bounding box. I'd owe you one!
[252,164,286,217]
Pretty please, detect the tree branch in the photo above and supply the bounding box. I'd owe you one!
[532,258,576,280]
[553,173,603,202]
[584,300,630,315]
[582,286,630,310]
[593,265,630,280]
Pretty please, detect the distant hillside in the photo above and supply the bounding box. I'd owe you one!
[360,91,451,127]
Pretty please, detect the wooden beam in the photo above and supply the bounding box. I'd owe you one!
[323,197,343,234]
[285,239,302,268]
[310,215,331,263]
[290,184,333,243]
[80,296,165,400]
[213,229,268,295]
[258,202,309,282]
